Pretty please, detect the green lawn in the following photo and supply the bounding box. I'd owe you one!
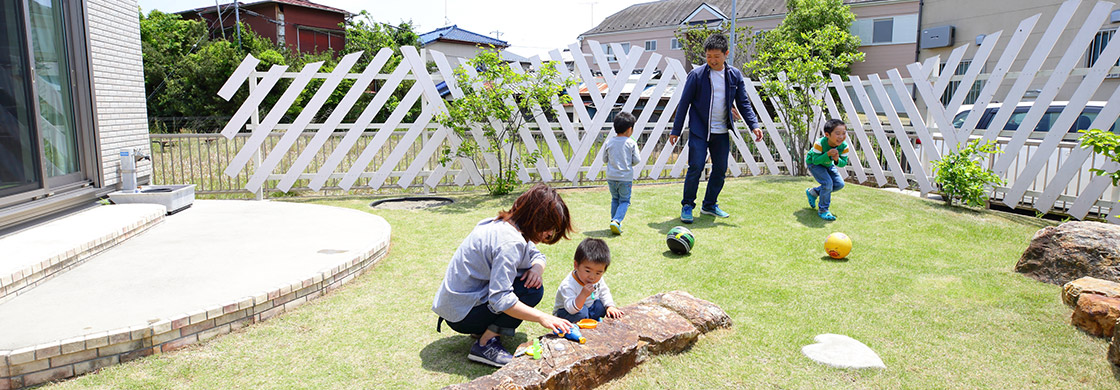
[50,177,1118,389]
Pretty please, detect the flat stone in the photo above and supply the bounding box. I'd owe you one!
[1071,293,1120,337]
[1062,277,1120,308]
[801,334,885,369]
[447,291,730,390]
[633,290,732,333]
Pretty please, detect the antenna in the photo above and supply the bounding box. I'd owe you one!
[579,2,599,28]
[491,30,504,40]
[444,0,450,26]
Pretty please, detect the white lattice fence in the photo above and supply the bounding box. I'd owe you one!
[822,0,1119,223]
[214,0,1119,222]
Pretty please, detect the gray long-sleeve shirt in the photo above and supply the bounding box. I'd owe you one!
[432,218,547,322]
[601,135,641,182]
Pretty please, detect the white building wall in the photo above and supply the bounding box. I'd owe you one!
[87,0,151,188]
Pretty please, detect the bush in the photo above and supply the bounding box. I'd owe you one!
[932,140,1006,207]
[1078,129,1120,186]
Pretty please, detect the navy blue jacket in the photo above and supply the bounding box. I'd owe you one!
[671,64,761,141]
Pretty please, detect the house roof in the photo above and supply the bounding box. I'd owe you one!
[180,0,352,17]
[581,0,896,36]
[419,25,509,48]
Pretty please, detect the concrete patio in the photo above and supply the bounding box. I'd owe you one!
[0,200,391,388]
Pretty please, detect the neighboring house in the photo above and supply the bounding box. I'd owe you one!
[1,0,150,231]
[919,0,1120,103]
[178,0,352,55]
[419,24,529,64]
[578,0,919,77]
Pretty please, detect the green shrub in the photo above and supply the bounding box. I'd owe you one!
[932,140,1006,207]
[1078,129,1120,186]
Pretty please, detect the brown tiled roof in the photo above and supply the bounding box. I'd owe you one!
[581,0,891,36]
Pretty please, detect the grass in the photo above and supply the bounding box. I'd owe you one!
[48,177,1119,389]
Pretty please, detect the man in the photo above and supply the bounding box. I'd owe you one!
[669,33,764,223]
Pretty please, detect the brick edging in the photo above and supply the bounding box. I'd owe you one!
[0,210,166,304]
[0,239,390,389]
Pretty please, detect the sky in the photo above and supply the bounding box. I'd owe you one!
[137,0,643,58]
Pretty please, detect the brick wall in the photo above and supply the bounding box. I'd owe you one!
[86,0,151,188]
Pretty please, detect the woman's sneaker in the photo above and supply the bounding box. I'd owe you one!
[469,337,512,367]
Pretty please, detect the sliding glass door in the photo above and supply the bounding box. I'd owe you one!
[0,1,41,198]
[0,0,87,205]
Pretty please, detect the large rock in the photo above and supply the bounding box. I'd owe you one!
[1061,277,1120,308]
[1109,320,1120,366]
[447,290,730,390]
[1071,293,1120,337]
[1015,221,1120,285]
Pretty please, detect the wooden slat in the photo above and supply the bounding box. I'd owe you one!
[587,52,660,179]
[219,65,287,138]
[217,54,260,100]
[309,57,412,190]
[980,0,1081,148]
[849,75,911,190]
[742,77,790,174]
[248,52,362,192]
[224,61,322,177]
[1004,10,1120,207]
[992,0,1107,179]
[825,87,867,182]
[278,49,392,191]
[957,14,1040,141]
[868,74,934,193]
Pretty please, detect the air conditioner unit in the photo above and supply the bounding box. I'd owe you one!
[920,25,955,49]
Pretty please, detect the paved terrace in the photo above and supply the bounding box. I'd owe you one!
[0,200,391,388]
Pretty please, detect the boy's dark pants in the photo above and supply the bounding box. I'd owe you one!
[683,132,731,209]
[445,276,543,337]
[554,300,606,323]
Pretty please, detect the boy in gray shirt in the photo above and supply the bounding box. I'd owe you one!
[602,111,641,234]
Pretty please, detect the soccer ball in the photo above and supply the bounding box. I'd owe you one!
[666,226,695,255]
[824,232,852,259]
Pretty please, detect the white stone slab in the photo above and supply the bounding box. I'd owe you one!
[801,333,886,369]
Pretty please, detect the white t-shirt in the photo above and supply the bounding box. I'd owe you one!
[709,67,728,134]
[553,271,616,315]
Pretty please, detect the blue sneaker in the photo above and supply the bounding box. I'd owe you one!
[806,188,818,209]
[819,211,837,221]
[468,337,512,367]
[609,220,622,235]
[700,205,730,218]
[681,205,694,224]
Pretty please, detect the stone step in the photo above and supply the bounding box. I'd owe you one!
[1071,293,1120,338]
[0,204,165,303]
[447,291,731,390]
[1062,277,1120,308]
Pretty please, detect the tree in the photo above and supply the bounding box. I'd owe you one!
[747,0,864,176]
[434,49,575,195]
[673,21,753,69]
[757,0,863,77]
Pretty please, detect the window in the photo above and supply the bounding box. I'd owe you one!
[940,60,983,106]
[872,18,893,44]
[620,42,631,53]
[645,40,656,51]
[1087,30,1120,74]
[602,43,615,62]
[671,38,682,50]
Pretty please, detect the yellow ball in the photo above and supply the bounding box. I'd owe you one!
[824,232,852,259]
